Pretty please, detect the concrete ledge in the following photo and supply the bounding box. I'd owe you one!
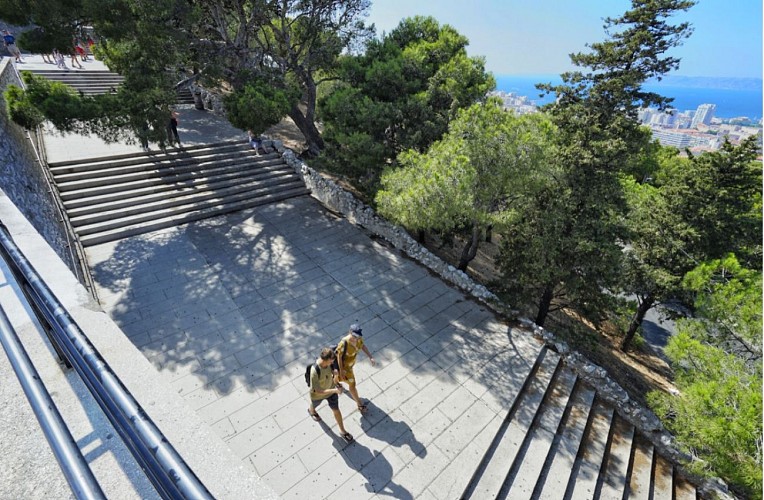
[0,188,277,499]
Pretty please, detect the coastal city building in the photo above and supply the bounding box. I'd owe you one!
[489,91,762,154]
[489,90,540,115]
[690,103,716,128]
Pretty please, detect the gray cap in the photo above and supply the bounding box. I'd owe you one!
[349,324,363,336]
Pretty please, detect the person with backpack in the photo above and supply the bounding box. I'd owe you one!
[307,347,354,443]
[335,323,376,414]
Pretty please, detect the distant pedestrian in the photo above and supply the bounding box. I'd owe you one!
[75,40,88,61]
[69,46,83,69]
[335,323,376,414]
[168,110,181,146]
[86,36,95,59]
[308,347,354,443]
[247,130,261,154]
[3,30,22,63]
[53,49,67,70]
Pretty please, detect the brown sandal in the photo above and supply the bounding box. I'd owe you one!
[308,409,322,422]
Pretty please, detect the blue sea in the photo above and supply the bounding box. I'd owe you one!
[495,74,763,120]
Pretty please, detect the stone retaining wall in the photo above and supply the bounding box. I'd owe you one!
[281,147,732,500]
[0,58,74,272]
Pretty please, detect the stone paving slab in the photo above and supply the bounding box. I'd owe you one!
[86,195,546,498]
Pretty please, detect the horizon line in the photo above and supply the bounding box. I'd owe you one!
[492,73,763,81]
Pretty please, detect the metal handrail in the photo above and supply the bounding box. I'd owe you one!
[0,305,106,499]
[10,64,99,300]
[0,223,213,500]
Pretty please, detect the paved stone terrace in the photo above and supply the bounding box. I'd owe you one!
[86,196,545,498]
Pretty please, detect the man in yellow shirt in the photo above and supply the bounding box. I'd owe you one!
[308,347,353,442]
[335,324,376,413]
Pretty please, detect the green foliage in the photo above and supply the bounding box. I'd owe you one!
[224,79,299,135]
[648,256,762,499]
[662,137,762,268]
[618,137,761,349]
[319,16,494,190]
[376,99,555,270]
[0,0,88,51]
[4,84,44,129]
[498,0,696,326]
[8,72,174,147]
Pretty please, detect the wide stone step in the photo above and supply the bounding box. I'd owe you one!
[426,341,546,499]
[627,436,655,500]
[78,187,311,246]
[652,454,675,500]
[74,181,308,235]
[41,79,124,85]
[176,88,194,104]
[64,165,294,212]
[462,348,561,499]
[53,148,272,182]
[674,475,697,500]
[534,383,597,499]
[597,414,635,499]
[69,174,302,226]
[500,368,579,498]
[567,400,615,499]
[48,140,248,169]
[27,70,123,79]
[55,155,282,192]
[59,162,291,204]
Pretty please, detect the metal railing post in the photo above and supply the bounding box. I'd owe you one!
[0,223,213,500]
[0,305,106,500]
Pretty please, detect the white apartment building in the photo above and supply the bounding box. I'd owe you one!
[690,103,716,128]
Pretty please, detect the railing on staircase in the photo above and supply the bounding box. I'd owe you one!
[10,62,99,301]
[0,305,106,499]
[0,222,213,500]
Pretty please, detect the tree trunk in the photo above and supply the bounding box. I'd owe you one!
[457,224,481,271]
[416,230,425,244]
[535,285,555,327]
[485,225,493,243]
[288,104,324,157]
[620,293,655,351]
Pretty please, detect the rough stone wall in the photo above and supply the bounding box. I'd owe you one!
[281,146,733,500]
[188,83,227,116]
[0,59,75,271]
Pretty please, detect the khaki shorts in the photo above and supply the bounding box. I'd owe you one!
[6,44,20,57]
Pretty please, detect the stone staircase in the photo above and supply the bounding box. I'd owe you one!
[175,87,195,104]
[453,347,701,499]
[27,69,192,104]
[25,69,124,95]
[47,141,310,246]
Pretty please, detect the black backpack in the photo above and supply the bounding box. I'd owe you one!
[304,342,345,387]
[305,362,320,387]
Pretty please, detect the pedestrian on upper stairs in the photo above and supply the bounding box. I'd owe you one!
[247,130,261,155]
[69,45,83,69]
[308,347,354,443]
[168,110,181,146]
[53,49,67,70]
[86,36,96,59]
[335,323,376,414]
[3,30,22,63]
[75,39,88,61]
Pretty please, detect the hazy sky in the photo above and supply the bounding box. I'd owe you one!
[365,0,763,79]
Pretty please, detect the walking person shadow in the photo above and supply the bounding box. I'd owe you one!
[313,401,415,498]
[359,400,427,460]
